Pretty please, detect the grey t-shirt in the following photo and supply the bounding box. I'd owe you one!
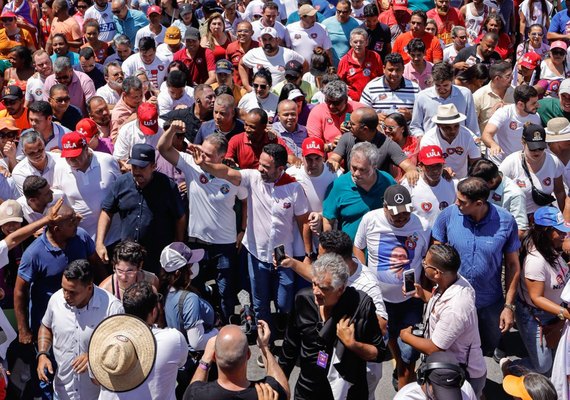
[333,132,407,172]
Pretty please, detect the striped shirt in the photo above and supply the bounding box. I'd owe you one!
[359,76,420,115]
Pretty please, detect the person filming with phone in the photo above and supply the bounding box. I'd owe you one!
[400,243,487,399]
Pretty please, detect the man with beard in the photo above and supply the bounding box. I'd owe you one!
[25,50,53,106]
[87,96,112,137]
[0,85,30,131]
[239,27,306,92]
[538,78,570,126]
[96,62,124,108]
[392,10,443,64]
[189,142,312,346]
[194,94,244,145]
[426,0,465,45]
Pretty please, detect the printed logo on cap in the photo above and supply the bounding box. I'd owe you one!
[533,131,542,141]
[423,148,441,159]
[3,87,10,96]
[143,119,157,126]
[305,141,321,150]
[394,193,405,204]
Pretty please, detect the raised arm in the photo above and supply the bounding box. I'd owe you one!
[157,120,185,167]
[188,145,243,186]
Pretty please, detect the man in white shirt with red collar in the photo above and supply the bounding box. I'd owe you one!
[189,142,312,341]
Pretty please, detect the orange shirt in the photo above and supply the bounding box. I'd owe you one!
[426,8,465,45]
[392,31,443,64]
[50,16,82,51]
[0,108,30,132]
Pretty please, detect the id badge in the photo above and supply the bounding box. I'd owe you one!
[317,350,329,368]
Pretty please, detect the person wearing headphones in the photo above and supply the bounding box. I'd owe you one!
[394,351,477,399]
[400,244,487,398]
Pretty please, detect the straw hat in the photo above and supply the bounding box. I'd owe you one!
[431,104,467,125]
[545,117,570,143]
[88,315,156,392]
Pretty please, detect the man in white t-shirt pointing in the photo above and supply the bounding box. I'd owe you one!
[482,85,541,165]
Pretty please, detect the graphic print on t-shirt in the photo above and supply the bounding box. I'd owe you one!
[376,234,419,284]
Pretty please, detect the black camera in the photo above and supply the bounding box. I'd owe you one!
[412,323,425,337]
[239,305,258,344]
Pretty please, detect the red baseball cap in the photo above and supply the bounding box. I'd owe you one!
[138,103,159,136]
[61,131,88,158]
[418,145,445,165]
[0,11,17,18]
[520,52,541,70]
[302,137,325,157]
[393,0,409,10]
[76,118,99,141]
[146,5,162,16]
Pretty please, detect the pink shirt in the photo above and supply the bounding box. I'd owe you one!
[306,100,365,146]
[43,70,96,116]
[403,61,434,90]
[428,275,487,380]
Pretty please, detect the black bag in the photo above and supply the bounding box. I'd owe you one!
[521,155,556,206]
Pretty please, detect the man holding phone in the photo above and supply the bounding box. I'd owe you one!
[353,184,429,389]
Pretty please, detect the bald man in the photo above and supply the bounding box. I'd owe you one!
[184,320,290,399]
[327,107,419,184]
[15,202,105,346]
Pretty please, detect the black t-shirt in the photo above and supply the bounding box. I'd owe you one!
[453,45,502,68]
[184,376,287,400]
[367,22,391,62]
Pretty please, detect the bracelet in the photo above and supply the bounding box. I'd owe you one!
[198,360,210,370]
[36,351,50,360]
[504,303,516,312]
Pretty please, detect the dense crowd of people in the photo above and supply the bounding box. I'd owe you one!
[3,0,570,398]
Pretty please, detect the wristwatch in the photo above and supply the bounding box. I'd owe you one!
[558,308,566,320]
[198,360,210,370]
[305,252,318,261]
[504,303,516,312]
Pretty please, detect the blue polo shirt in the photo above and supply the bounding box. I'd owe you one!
[549,9,570,34]
[18,227,95,332]
[113,9,149,47]
[432,203,520,309]
[323,170,395,241]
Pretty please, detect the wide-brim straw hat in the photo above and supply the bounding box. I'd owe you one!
[545,117,570,143]
[88,314,156,392]
[431,104,467,125]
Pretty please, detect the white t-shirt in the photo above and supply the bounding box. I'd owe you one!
[121,53,168,89]
[134,25,167,51]
[113,119,163,161]
[285,165,338,212]
[395,378,477,399]
[157,90,195,116]
[427,276,487,380]
[354,210,429,303]
[244,0,287,22]
[520,247,570,305]
[401,176,457,231]
[240,169,309,263]
[349,259,388,320]
[156,43,185,64]
[443,44,461,65]
[486,104,541,165]
[96,84,121,106]
[52,151,122,245]
[241,47,305,88]
[84,4,117,42]
[25,74,46,103]
[252,20,288,44]
[420,126,481,179]
[237,91,279,122]
[519,0,553,28]
[499,150,564,213]
[285,22,332,67]
[177,153,248,244]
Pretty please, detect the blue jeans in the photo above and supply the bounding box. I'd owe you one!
[247,251,295,327]
[477,299,504,356]
[385,298,423,364]
[511,298,555,374]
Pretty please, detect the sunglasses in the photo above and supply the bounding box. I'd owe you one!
[0,132,17,139]
[336,9,350,14]
[3,99,19,105]
[51,96,71,103]
[552,50,566,56]
[1,17,14,22]
[253,83,267,89]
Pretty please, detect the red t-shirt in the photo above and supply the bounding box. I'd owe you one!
[474,32,512,59]
[337,49,384,101]
[426,8,465,45]
[173,47,215,86]
[226,132,293,169]
[392,31,443,64]
[226,40,260,86]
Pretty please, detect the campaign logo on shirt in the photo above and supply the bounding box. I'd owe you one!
[35,88,42,96]
[363,69,371,76]
[349,68,356,76]
[311,33,318,39]
[421,202,432,212]
[283,202,291,209]
[158,65,164,71]
[439,201,449,210]
[378,93,387,100]
[199,174,209,184]
[492,192,502,202]
[374,42,384,52]
[326,118,333,124]
[220,184,230,194]
[445,147,464,156]
[295,34,302,39]
[196,58,203,64]
[543,177,552,186]
[509,121,517,130]
[516,179,527,188]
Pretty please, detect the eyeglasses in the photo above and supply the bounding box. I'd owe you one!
[336,9,350,14]
[1,17,14,22]
[422,259,439,272]
[456,35,467,39]
[0,132,17,139]
[51,96,70,103]
[382,123,398,132]
[111,7,123,14]
[253,83,267,89]
[115,267,138,276]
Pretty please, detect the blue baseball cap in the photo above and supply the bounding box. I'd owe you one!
[534,206,570,232]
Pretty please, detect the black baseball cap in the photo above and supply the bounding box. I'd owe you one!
[2,85,23,101]
[128,144,156,167]
[285,60,303,78]
[384,184,412,215]
[522,123,547,150]
[424,352,464,400]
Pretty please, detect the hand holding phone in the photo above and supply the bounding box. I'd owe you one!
[403,270,415,294]
[274,245,286,266]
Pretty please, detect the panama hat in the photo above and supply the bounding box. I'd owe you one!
[431,104,467,125]
[546,117,570,143]
[88,315,156,392]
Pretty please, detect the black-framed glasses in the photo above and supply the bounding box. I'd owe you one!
[336,9,350,14]
[253,83,267,89]
[51,96,71,103]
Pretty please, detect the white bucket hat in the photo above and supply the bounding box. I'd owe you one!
[546,117,570,143]
[431,104,467,125]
